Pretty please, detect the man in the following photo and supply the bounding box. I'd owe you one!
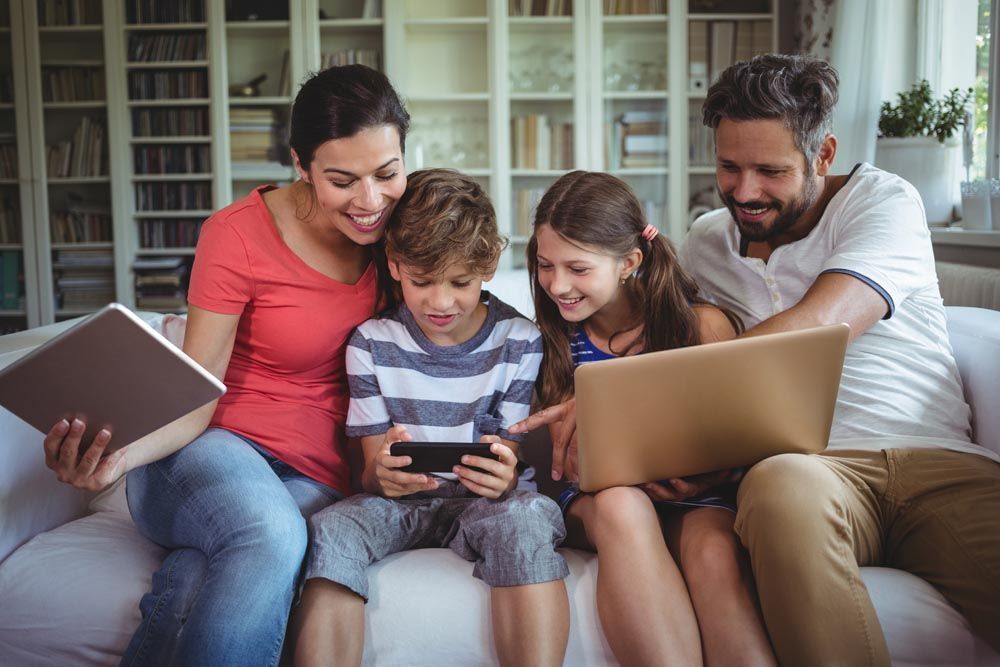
[680,53,1000,666]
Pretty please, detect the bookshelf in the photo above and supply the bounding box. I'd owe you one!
[3,0,779,325]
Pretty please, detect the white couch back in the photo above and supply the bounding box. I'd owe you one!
[2,303,998,565]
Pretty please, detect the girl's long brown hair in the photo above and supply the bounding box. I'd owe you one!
[528,171,741,407]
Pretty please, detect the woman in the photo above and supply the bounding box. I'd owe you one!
[40,64,408,666]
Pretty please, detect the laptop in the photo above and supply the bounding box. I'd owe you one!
[0,303,226,453]
[574,324,849,492]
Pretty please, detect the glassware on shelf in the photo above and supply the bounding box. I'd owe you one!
[604,62,624,92]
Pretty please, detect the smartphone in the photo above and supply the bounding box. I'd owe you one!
[389,441,500,474]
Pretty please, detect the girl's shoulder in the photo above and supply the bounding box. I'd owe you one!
[692,304,737,344]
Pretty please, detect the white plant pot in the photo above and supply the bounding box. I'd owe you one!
[875,136,961,225]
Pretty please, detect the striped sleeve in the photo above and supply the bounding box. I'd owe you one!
[345,325,392,438]
[496,324,543,441]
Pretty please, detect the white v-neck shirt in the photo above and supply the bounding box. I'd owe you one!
[681,162,998,463]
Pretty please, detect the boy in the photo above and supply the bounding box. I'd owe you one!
[293,169,570,667]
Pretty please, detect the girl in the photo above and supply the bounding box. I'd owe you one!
[40,64,408,666]
[510,170,776,667]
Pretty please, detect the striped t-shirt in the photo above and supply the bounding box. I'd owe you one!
[345,293,542,445]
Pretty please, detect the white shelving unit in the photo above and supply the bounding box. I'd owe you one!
[4,0,778,324]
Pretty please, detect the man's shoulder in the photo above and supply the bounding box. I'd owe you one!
[684,207,735,262]
[838,162,921,209]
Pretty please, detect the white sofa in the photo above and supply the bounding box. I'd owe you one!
[0,273,998,666]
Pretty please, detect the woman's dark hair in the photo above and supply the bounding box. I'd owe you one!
[289,64,410,171]
[528,171,742,407]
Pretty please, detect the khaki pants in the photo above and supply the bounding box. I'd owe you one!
[735,448,1000,667]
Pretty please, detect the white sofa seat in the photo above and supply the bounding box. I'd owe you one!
[1,295,998,666]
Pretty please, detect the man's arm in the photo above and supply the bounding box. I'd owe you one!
[742,272,887,342]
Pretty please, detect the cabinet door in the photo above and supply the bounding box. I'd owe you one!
[685,0,776,233]
[594,0,671,236]
[24,0,117,323]
[0,0,38,331]
[123,0,212,314]
[221,1,296,204]
[506,0,581,268]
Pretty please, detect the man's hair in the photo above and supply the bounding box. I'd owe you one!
[702,54,839,166]
[385,169,506,277]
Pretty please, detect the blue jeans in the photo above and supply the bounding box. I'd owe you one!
[121,428,342,667]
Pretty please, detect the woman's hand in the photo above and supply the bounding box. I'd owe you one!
[373,425,439,498]
[453,435,517,499]
[43,419,128,492]
[509,398,577,481]
[640,469,742,502]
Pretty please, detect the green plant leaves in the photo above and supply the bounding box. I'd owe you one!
[877,80,973,143]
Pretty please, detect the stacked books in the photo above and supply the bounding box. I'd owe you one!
[513,186,547,237]
[229,107,276,164]
[609,111,667,169]
[133,256,188,311]
[52,249,115,311]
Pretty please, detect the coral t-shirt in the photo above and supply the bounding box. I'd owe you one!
[187,186,378,493]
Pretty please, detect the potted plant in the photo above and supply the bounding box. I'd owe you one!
[875,80,972,225]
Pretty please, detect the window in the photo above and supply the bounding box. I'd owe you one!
[972,0,998,180]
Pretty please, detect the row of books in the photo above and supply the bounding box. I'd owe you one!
[1,72,15,103]
[0,250,23,310]
[0,143,16,178]
[125,0,205,24]
[139,219,203,249]
[0,196,21,244]
[41,66,106,103]
[510,115,574,171]
[131,108,209,137]
[689,111,713,165]
[51,203,113,243]
[512,187,546,237]
[134,182,211,211]
[128,70,208,100]
[689,20,772,94]
[509,0,572,16]
[134,255,189,311]
[602,0,666,15]
[127,33,207,63]
[46,117,106,178]
[320,49,382,73]
[134,144,210,174]
[52,249,114,311]
[607,110,668,170]
[38,0,102,26]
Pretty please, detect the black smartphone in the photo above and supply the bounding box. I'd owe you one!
[389,441,500,474]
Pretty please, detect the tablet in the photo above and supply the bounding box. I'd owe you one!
[0,303,226,452]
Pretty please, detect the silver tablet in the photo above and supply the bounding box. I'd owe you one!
[0,303,225,452]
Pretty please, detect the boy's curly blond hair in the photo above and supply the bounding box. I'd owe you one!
[385,169,506,276]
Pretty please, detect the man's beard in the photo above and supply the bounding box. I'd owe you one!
[720,176,820,243]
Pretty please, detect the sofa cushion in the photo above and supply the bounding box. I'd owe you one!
[2,510,997,666]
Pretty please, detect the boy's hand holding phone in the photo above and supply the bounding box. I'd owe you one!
[453,435,517,499]
[374,425,440,498]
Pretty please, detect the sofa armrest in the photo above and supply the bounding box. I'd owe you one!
[0,311,167,565]
[946,306,1000,457]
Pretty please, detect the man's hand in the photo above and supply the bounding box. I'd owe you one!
[509,398,577,481]
[453,435,518,499]
[640,469,741,502]
[44,419,128,492]
[373,425,439,498]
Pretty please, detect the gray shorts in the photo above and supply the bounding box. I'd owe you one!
[305,480,569,600]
